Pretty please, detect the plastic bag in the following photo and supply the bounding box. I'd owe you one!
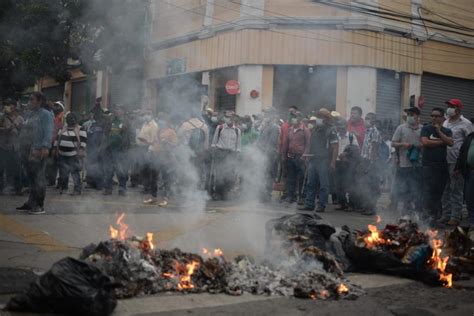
[5,257,117,316]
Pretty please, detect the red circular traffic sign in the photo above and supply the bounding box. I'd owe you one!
[225,80,240,95]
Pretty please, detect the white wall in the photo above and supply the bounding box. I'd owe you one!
[346,67,377,116]
[408,73,421,101]
[236,65,263,116]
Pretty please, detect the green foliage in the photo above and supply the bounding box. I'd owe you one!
[0,0,150,99]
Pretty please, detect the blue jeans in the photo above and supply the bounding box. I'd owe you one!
[104,151,128,191]
[441,163,464,221]
[286,156,305,202]
[465,170,474,225]
[58,156,82,192]
[305,158,329,209]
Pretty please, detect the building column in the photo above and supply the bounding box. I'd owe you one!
[346,66,377,117]
[236,65,273,116]
[335,67,348,117]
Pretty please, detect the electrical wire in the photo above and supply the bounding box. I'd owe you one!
[314,1,474,37]
[154,0,474,65]
[206,1,474,64]
[230,0,474,58]
[153,0,474,65]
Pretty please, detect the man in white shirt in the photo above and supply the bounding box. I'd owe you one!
[440,99,474,226]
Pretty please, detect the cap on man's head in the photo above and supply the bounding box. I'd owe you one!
[445,99,463,109]
[316,108,332,119]
[309,116,317,121]
[404,107,420,115]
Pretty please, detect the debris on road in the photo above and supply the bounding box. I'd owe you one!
[5,257,117,316]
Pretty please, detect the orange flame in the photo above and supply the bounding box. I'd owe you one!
[310,293,316,300]
[109,225,118,239]
[427,237,453,288]
[202,248,224,257]
[162,272,174,278]
[177,261,200,290]
[146,232,154,250]
[319,290,330,299]
[109,213,129,240]
[337,283,349,294]
[364,224,386,249]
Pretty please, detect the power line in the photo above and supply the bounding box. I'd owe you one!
[155,0,474,65]
[231,0,474,58]
[315,1,474,37]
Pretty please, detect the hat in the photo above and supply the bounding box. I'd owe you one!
[316,108,332,119]
[445,99,464,109]
[309,116,317,121]
[404,107,420,115]
[331,111,341,118]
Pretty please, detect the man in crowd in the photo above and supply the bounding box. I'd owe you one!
[137,108,159,195]
[54,112,87,195]
[455,129,474,226]
[177,114,209,188]
[0,100,24,195]
[210,111,241,200]
[282,112,310,204]
[103,106,132,196]
[278,105,298,201]
[420,107,453,225]
[334,117,359,211]
[45,101,64,186]
[440,99,473,226]
[359,112,381,215]
[300,110,339,212]
[391,107,423,214]
[16,92,54,214]
[257,109,280,203]
[145,113,177,207]
[347,106,365,149]
[85,109,106,190]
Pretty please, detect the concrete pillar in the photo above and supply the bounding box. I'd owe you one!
[203,0,214,26]
[346,67,377,118]
[401,73,421,111]
[335,67,348,118]
[96,71,103,99]
[236,65,272,116]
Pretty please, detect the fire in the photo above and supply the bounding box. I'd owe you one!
[201,248,224,257]
[109,226,118,239]
[177,261,200,290]
[109,213,129,240]
[310,293,316,300]
[162,272,174,278]
[146,232,154,250]
[336,283,349,294]
[427,237,453,288]
[319,290,330,299]
[364,224,386,248]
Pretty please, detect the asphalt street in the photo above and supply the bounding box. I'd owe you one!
[0,187,472,315]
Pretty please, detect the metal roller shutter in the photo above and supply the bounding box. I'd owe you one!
[376,69,402,137]
[420,73,474,124]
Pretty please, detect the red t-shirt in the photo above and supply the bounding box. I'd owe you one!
[347,118,366,149]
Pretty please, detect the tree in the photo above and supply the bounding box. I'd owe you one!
[0,0,150,99]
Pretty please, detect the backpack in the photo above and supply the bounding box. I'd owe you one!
[187,120,206,152]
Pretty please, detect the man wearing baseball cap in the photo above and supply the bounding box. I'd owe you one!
[440,99,474,226]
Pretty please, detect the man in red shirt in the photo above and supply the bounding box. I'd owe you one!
[347,106,365,149]
[282,112,311,204]
[278,106,298,201]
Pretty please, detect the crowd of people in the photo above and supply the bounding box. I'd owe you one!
[0,92,473,228]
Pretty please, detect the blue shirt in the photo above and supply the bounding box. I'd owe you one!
[26,107,54,150]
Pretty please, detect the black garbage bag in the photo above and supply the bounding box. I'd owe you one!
[342,231,442,286]
[5,257,117,315]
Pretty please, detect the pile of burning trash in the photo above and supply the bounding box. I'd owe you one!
[342,216,474,288]
[79,213,360,300]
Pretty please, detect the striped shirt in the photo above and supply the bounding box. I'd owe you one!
[54,128,87,156]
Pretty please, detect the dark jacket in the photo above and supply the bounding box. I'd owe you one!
[455,132,474,179]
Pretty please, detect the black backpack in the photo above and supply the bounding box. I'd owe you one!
[187,120,206,152]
